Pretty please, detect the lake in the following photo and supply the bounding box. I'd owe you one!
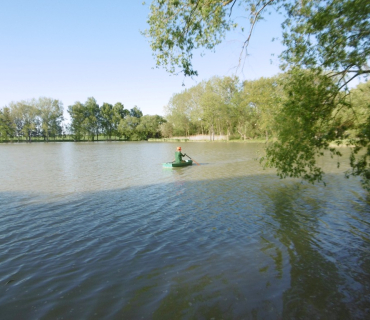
[1,142,369,319]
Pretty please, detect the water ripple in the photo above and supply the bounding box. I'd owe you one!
[1,143,370,319]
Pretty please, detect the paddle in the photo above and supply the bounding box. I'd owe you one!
[185,154,200,165]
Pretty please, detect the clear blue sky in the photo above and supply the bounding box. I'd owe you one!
[0,0,284,120]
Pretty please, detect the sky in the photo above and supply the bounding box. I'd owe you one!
[0,0,285,121]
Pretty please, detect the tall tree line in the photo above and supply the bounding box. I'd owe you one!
[162,75,284,140]
[67,97,166,141]
[0,97,64,142]
[162,74,369,143]
[0,97,166,142]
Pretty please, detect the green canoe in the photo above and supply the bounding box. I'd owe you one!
[163,160,193,168]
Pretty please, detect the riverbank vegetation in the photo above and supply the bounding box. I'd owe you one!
[0,97,166,142]
[67,98,166,141]
[2,76,368,144]
[162,75,369,145]
[162,74,283,141]
[0,97,64,142]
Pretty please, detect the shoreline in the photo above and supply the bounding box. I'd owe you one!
[0,138,354,146]
[148,138,267,143]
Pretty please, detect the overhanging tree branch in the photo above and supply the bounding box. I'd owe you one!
[237,0,275,72]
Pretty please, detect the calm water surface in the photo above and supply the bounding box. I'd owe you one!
[0,142,369,319]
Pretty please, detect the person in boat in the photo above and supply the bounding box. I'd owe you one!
[174,146,186,163]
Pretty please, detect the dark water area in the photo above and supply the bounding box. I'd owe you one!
[1,142,370,319]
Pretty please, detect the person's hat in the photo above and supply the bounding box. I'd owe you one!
[177,146,181,150]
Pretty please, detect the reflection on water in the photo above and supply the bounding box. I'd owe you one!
[0,142,369,319]
[265,184,350,319]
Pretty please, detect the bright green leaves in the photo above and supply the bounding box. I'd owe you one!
[0,107,15,141]
[348,113,370,190]
[38,98,64,141]
[162,75,283,140]
[145,0,234,76]
[272,0,370,187]
[281,0,370,79]
[4,98,63,142]
[68,100,163,141]
[261,68,355,185]
[144,0,285,76]
[345,81,370,189]
[68,98,104,141]
[136,114,167,139]
[68,102,87,141]
[240,76,283,140]
[100,103,116,139]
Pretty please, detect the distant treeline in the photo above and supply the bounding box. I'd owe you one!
[67,98,165,141]
[0,97,166,142]
[1,75,368,143]
[162,74,369,141]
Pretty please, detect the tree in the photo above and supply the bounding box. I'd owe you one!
[233,91,259,140]
[68,102,86,141]
[100,103,115,139]
[38,97,64,141]
[146,0,370,188]
[146,0,369,79]
[345,81,370,189]
[163,76,241,139]
[113,102,129,139]
[130,106,143,118]
[261,69,349,184]
[9,100,39,142]
[163,75,284,140]
[136,114,167,139]
[0,107,15,141]
[118,115,140,140]
[83,97,100,141]
[186,83,207,135]
[145,0,241,76]
[262,0,370,188]
[208,76,240,139]
[240,75,284,140]
[160,121,174,137]
[166,90,194,137]
[349,81,370,131]
[68,99,135,141]
[200,81,222,140]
